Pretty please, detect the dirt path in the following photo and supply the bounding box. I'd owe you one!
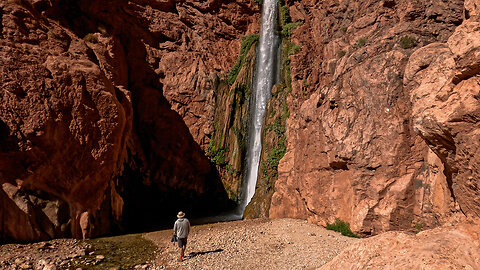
[146,218,359,270]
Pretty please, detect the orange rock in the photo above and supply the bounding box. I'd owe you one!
[320,221,480,269]
[270,0,467,234]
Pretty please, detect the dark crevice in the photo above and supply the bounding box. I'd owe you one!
[329,160,348,170]
[0,120,19,153]
[0,6,3,38]
[443,164,457,205]
[422,133,458,204]
[295,188,319,216]
[452,64,480,85]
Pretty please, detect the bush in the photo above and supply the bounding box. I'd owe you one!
[83,33,98,44]
[354,37,367,48]
[338,50,346,58]
[414,222,423,234]
[400,35,416,49]
[326,218,360,238]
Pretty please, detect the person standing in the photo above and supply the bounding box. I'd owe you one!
[173,211,190,262]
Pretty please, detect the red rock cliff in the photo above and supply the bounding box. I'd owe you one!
[0,0,259,241]
[270,0,479,234]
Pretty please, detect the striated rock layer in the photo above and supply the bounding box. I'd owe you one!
[0,0,259,241]
[270,0,480,234]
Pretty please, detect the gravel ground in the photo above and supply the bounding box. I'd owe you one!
[0,238,89,269]
[146,218,359,270]
[0,218,358,270]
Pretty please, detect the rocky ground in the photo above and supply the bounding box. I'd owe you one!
[0,218,358,270]
[146,218,358,270]
[0,238,89,269]
[1,217,479,270]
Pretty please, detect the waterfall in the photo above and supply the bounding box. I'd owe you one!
[240,0,279,214]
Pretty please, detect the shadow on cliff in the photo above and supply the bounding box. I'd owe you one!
[44,0,237,234]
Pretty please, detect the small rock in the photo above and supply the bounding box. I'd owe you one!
[20,263,32,269]
[43,264,57,270]
[38,259,47,266]
[96,255,105,260]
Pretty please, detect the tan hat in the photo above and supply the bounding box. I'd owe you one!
[177,211,185,218]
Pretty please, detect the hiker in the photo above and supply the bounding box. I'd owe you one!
[173,211,191,262]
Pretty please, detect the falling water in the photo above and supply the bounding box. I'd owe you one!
[239,0,279,214]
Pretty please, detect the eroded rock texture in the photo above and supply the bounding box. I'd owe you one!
[319,220,480,269]
[405,0,480,220]
[270,0,476,234]
[0,0,259,241]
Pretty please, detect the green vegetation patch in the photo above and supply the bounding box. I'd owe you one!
[227,34,259,85]
[326,218,361,238]
[278,2,302,92]
[206,137,227,166]
[266,137,286,170]
[280,5,291,26]
[269,116,286,137]
[281,21,303,38]
[69,233,157,269]
[400,35,417,49]
[414,222,423,234]
[354,37,367,48]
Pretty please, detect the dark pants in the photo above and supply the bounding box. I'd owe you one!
[178,237,188,248]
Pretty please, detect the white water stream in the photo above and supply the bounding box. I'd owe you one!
[240,0,279,214]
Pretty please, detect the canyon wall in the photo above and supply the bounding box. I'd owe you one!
[0,0,259,241]
[270,0,480,234]
[1,0,479,242]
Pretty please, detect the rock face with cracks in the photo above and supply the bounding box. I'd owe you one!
[319,220,480,270]
[1,0,480,244]
[269,0,479,235]
[0,0,259,241]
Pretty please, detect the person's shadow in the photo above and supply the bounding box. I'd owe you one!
[188,249,224,258]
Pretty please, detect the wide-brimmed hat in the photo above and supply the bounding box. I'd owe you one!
[177,211,185,218]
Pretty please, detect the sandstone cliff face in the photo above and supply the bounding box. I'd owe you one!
[270,0,473,234]
[0,0,132,241]
[0,0,259,241]
[405,0,480,220]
